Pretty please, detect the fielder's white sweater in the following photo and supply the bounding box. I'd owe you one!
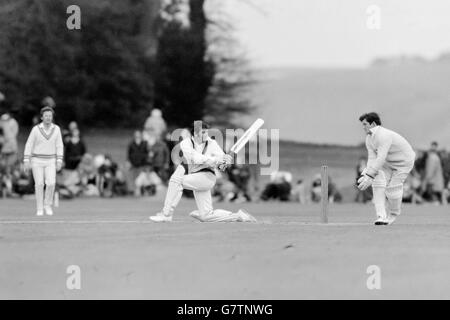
[365,126,416,177]
[24,123,64,163]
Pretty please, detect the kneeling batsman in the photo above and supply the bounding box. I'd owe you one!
[149,121,256,223]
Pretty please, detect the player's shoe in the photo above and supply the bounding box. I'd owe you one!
[44,206,53,216]
[387,214,397,225]
[374,216,388,225]
[36,210,44,217]
[149,213,172,222]
[237,209,257,223]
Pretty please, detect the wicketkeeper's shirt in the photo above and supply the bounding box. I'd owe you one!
[24,123,64,163]
[365,126,416,177]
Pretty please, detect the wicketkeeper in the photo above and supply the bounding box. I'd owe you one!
[357,112,416,225]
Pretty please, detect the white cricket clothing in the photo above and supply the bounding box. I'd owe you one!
[179,137,224,174]
[365,126,415,178]
[158,137,254,222]
[24,123,62,214]
[365,126,415,221]
[24,123,64,163]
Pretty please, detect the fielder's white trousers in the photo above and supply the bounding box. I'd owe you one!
[31,158,56,212]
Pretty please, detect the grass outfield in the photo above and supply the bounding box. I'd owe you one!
[1,198,449,299]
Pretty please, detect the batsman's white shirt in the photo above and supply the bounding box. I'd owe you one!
[365,126,416,178]
[180,137,224,174]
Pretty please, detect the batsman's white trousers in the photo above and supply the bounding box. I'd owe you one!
[163,165,216,216]
[31,158,56,211]
[163,165,243,222]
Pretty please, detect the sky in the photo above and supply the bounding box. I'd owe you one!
[220,0,450,68]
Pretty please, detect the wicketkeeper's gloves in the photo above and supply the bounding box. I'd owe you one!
[357,174,374,191]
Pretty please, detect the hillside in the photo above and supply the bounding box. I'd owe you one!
[246,64,450,148]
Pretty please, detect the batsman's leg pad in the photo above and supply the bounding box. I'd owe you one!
[196,209,240,222]
[162,165,185,216]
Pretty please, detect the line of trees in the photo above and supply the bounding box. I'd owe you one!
[0,0,254,128]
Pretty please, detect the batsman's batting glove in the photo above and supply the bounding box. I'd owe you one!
[357,174,374,191]
[218,163,229,172]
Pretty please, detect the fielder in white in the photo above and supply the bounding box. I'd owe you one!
[357,112,416,225]
[149,121,256,223]
[24,107,64,216]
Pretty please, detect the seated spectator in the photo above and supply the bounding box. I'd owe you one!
[260,171,292,201]
[311,174,342,203]
[78,154,100,197]
[126,130,149,194]
[57,169,82,198]
[113,166,128,197]
[134,166,163,197]
[97,155,119,197]
[227,163,252,202]
[291,179,308,204]
[12,165,34,196]
[64,128,86,170]
[212,169,236,202]
[403,172,423,204]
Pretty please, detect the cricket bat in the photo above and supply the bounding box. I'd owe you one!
[219,118,264,170]
[229,118,265,155]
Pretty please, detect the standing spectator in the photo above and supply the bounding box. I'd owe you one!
[423,142,444,204]
[41,96,56,109]
[63,121,79,143]
[147,134,170,183]
[126,131,148,193]
[64,128,86,170]
[0,112,19,173]
[143,108,167,142]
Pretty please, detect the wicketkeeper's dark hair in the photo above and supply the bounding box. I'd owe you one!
[40,106,55,117]
[359,112,381,126]
[190,120,210,135]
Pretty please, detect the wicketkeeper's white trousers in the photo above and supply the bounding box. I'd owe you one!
[371,161,414,218]
[31,158,56,212]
